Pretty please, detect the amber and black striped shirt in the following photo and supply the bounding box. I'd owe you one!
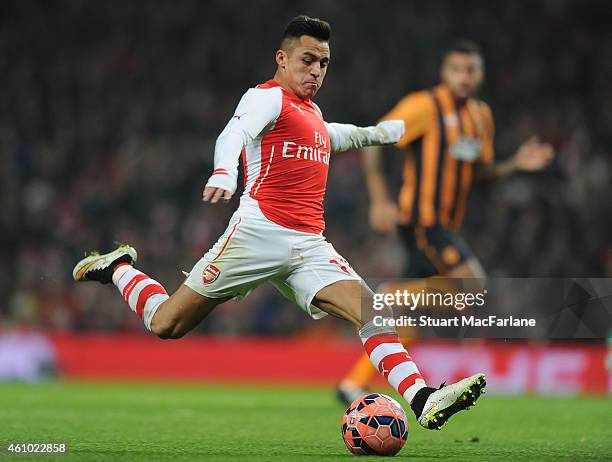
[382,84,495,230]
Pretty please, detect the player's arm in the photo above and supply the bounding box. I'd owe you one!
[321,120,404,234]
[324,120,405,153]
[321,119,404,234]
[475,105,554,181]
[361,92,433,234]
[363,144,399,234]
[203,88,281,203]
[475,137,555,180]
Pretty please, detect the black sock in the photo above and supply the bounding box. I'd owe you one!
[410,386,437,416]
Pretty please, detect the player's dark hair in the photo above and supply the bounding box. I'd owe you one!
[282,15,331,43]
[443,39,483,61]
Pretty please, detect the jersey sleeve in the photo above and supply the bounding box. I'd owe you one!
[324,120,405,153]
[478,102,495,164]
[380,91,434,148]
[227,87,282,141]
[206,88,282,194]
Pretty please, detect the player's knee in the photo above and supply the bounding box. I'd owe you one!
[150,321,172,339]
[150,316,183,340]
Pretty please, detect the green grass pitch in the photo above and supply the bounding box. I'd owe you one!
[0,381,610,461]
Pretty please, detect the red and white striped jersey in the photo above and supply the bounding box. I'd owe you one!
[238,79,330,234]
[207,79,405,234]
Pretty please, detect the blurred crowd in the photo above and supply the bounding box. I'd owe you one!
[1,0,611,335]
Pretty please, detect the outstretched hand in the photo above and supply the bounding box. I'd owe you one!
[513,136,555,172]
[202,186,233,204]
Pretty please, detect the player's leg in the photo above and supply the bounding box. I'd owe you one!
[314,279,428,404]
[148,284,231,339]
[337,354,378,404]
[72,244,230,339]
[337,226,436,400]
[276,240,433,411]
[276,236,485,428]
[338,225,485,402]
[313,278,486,429]
[74,211,289,339]
[446,256,485,277]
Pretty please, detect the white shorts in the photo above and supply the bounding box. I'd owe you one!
[184,201,361,319]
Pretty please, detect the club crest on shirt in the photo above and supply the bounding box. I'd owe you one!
[202,263,220,284]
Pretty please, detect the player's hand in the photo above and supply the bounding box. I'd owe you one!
[376,120,405,145]
[513,136,555,172]
[369,200,398,235]
[202,186,233,204]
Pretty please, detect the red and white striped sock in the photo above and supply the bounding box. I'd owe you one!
[360,321,427,403]
[111,263,169,331]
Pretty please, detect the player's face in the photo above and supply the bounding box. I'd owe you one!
[441,52,484,100]
[277,35,330,99]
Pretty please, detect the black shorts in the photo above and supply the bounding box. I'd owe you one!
[397,224,474,278]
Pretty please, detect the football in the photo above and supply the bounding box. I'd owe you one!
[341,393,409,456]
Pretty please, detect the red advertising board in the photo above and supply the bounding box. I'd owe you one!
[48,334,610,395]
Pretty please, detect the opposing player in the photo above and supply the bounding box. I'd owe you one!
[337,40,554,403]
[73,16,486,429]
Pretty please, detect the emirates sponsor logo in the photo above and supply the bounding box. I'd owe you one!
[202,264,220,284]
[281,131,330,165]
